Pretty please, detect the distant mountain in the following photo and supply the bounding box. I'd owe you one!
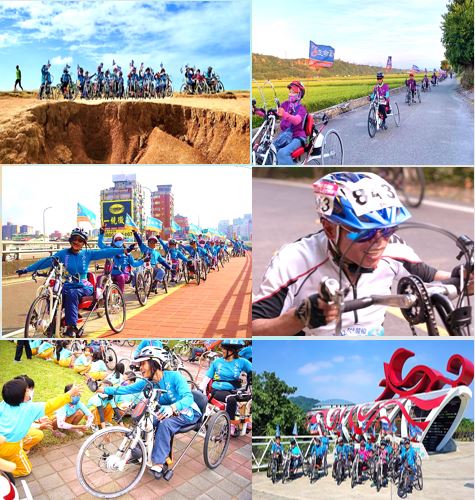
[289,396,321,412]
[318,399,354,406]
[253,53,405,80]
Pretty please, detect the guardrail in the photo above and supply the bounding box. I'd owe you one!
[2,240,99,261]
[252,435,331,471]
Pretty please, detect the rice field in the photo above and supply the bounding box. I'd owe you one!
[252,73,421,127]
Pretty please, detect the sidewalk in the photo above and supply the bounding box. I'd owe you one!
[19,431,251,500]
[100,254,252,338]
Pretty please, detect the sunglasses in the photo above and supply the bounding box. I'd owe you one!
[344,226,398,243]
[70,237,85,243]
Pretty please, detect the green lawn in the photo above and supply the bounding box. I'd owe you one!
[0,341,95,448]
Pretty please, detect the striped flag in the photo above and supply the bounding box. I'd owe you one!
[124,213,138,230]
[77,203,97,227]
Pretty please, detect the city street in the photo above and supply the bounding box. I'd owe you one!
[2,252,252,338]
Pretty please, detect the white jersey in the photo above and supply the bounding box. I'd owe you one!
[252,231,435,336]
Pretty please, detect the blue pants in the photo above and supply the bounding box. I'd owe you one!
[62,284,93,326]
[274,129,303,165]
[152,411,200,464]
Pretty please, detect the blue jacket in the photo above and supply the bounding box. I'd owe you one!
[179,244,208,260]
[159,238,188,263]
[25,247,124,290]
[98,233,143,275]
[133,232,171,269]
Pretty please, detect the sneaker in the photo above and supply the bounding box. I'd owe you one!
[70,430,84,437]
[382,123,388,130]
[150,464,164,480]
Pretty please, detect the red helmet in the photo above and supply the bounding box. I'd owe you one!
[287,80,305,98]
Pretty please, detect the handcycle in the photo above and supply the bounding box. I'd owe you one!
[421,78,431,93]
[397,455,423,498]
[378,166,425,208]
[333,452,347,485]
[186,255,202,285]
[267,452,282,484]
[405,85,421,106]
[281,450,306,483]
[134,259,168,306]
[370,450,385,492]
[38,77,56,100]
[76,378,232,498]
[367,92,400,138]
[306,451,326,483]
[252,80,343,165]
[24,257,126,337]
[323,224,473,337]
[172,339,204,361]
[207,73,225,93]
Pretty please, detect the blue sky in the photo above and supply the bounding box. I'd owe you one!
[0,0,250,91]
[2,165,251,233]
[253,0,449,70]
[253,340,474,419]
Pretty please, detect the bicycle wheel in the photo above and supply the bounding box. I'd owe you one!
[271,460,278,483]
[392,102,401,127]
[417,88,421,103]
[143,269,153,297]
[195,264,201,285]
[135,273,147,306]
[104,284,126,333]
[397,470,408,498]
[323,454,328,476]
[201,260,208,281]
[282,460,290,484]
[203,411,231,469]
[376,463,382,492]
[217,81,225,93]
[103,346,117,371]
[76,427,147,498]
[24,295,54,338]
[267,459,272,478]
[311,456,318,482]
[180,83,188,94]
[402,167,425,207]
[406,90,412,106]
[321,130,343,165]
[351,459,358,488]
[178,367,195,388]
[198,352,212,370]
[367,106,377,138]
[336,460,343,485]
[415,464,423,490]
[183,263,190,284]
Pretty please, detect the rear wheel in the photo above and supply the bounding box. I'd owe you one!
[367,106,377,138]
[178,368,196,388]
[203,411,231,469]
[105,284,126,333]
[24,295,53,338]
[401,167,425,207]
[103,346,117,371]
[135,273,147,306]
[216,81,225,93]
[392,102,401,127]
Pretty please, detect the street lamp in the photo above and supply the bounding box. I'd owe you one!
[43,206,52,242]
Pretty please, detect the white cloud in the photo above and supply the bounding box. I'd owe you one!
[298,360,333,374]
[50,55,72,65]
[332,355,345,363]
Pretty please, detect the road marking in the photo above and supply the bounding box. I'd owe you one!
[386,306,449,336]
[254,179,474,214]
[2,278,33,287]
[2,328,25,338]
[95,283,186,338]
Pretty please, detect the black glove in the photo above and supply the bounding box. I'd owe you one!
[16,269,28,276]
[126,243,136,254]
[144,255,151,263]
[294,293,327,329]
[99,226,105,235]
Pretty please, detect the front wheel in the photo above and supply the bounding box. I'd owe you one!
[367,106,377,138]
[203,411,231,469]
[105,284,126,333]
[178,367,196,388]
[135,273,147,306]
[392,102,401,127]
[321,130,344,165]
[76,426,146,498]
[402,167,425,207]
[415,464,423,490]
[24,295,54,338]
[103,346,117,371]
[216,81,225,93]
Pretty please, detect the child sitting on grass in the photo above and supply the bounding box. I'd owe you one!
[0,378,82,477]
[52,384,94,438]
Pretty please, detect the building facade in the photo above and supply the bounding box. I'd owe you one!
[151,185,174,237]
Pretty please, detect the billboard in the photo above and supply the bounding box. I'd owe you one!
[101,199,134,236]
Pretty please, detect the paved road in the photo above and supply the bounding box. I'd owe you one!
[329,78,474,165]
[252,178,474,336]
[252,441,474,500]
[2,254,251,338]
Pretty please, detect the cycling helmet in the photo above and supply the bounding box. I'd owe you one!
[198,239,206,245]
[148,235,158,243]
[134,346,169,369]
[221,339,245,350]
[338,437,343,443]
[287,80,305,98]
[208,66,212,71]
[70,227,88,242]
[190,239,197,245]
[409,72,414,77]
[113,233,124,241]
[376,72,384,79]
[313,172,411,231]
[169,239,177,246]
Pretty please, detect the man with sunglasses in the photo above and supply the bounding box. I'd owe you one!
[252,172,455,336]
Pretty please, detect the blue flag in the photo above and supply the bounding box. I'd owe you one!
[292,422,298,436]
[145,216,162,231]
[381,421,389,431]
[392,423,397,433]
[275,424,281,438]
[171,220,181,233]
[412,64,421,72]
[124,213,138,230]
[309,41,335,68]
[77,203,97,227]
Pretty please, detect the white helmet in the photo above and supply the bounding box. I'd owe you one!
[0,474,18,500]
[134,347,170,370]
[113,233,124,241]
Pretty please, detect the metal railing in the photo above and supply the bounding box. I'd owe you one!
[2,240,100,261]
[252,435,332,471]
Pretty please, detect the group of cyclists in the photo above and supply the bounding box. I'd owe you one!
[1,338,252,486]
[17,225,249,338]
[182,65,224,94]
[269,432,421,492]
[39,60,224,100]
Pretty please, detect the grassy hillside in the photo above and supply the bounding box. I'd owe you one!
[253,53,405,80]
[289,395,321,412]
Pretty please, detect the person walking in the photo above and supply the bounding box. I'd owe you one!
[14,340,32,363]
[14,65,23,91]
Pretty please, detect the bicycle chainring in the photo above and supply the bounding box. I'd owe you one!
[397,275,439,335]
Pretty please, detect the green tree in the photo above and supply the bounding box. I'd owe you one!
[441,0,474,86]
[440,59,452,72]
[253,371,307,436]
